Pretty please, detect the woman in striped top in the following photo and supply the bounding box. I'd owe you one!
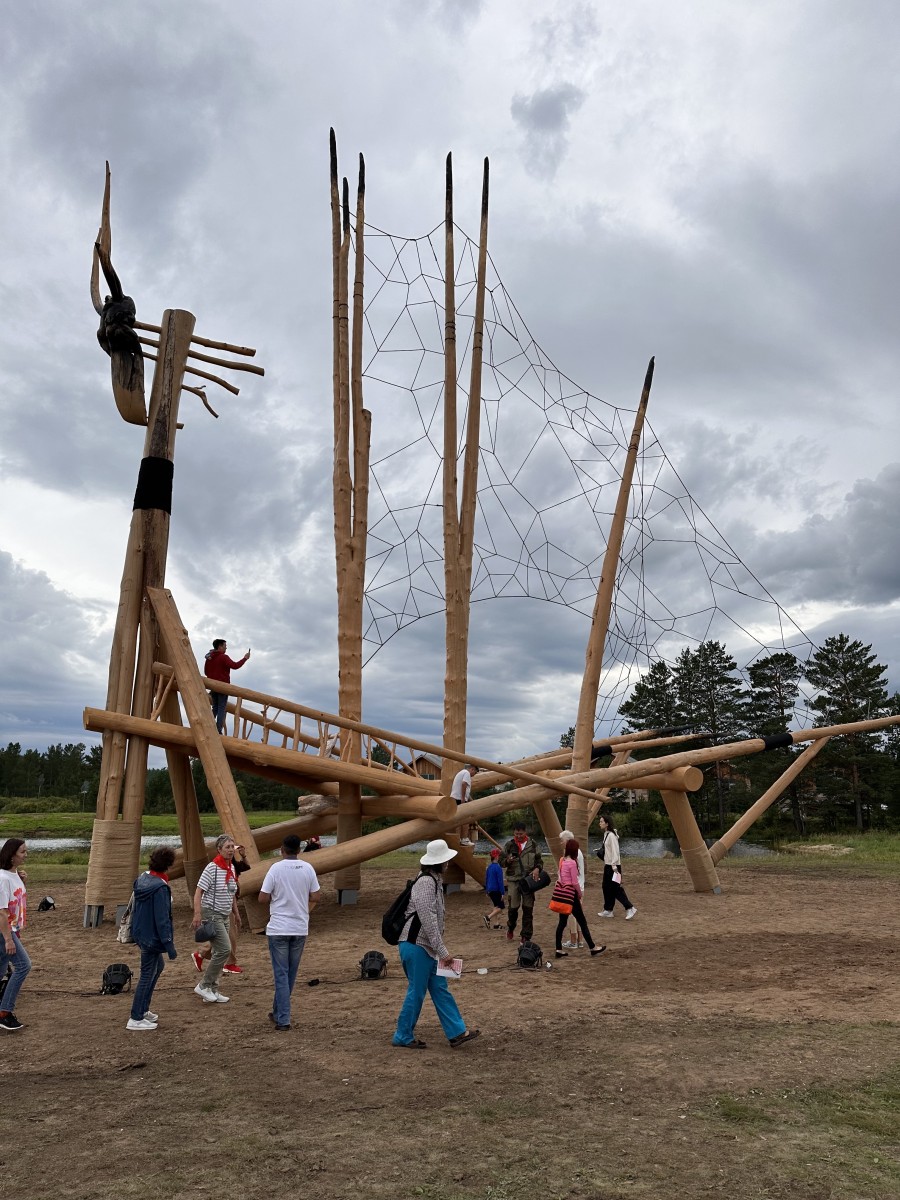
[191,834,242,1004]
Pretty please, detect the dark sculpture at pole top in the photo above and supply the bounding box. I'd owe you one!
[90,161,147,425]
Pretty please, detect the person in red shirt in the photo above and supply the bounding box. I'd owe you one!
[203,639,250,733]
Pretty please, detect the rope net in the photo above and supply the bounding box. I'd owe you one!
[358,220,816,734]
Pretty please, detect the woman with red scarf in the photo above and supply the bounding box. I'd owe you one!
[192,835,242,1004]
[127,846,178,1031]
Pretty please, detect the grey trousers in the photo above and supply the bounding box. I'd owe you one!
[200,910,232,991]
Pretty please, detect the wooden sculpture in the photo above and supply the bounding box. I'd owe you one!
[83,164,265,925]
[83,143,900,932]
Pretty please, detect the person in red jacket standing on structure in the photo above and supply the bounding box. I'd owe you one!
[203,639,250,733]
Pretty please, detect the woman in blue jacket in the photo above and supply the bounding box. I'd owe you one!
[127,846,178,1031]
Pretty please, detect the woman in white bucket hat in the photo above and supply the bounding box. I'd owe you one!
[391,839,480,1050]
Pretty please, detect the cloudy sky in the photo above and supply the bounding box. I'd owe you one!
[1,0,898,764]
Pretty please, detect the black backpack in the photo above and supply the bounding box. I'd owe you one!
[517,940,543,969]
[101,963,133,995]
[359,950,388,979]
[382,873,436,946]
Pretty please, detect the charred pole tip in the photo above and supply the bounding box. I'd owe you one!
[358,153,365,196]
[481,157,489,216]
[342,178,350,235]
[330,128,338,185]
[445,152,453,225]
[643,356,655,394]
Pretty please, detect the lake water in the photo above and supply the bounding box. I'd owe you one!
[9,834,774,858]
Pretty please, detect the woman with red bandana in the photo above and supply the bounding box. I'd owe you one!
[191,835,242,1004]
[127,846,178,1031]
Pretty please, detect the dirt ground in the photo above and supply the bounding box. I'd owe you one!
[7,856,900,1200]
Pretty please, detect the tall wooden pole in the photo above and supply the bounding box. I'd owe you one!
[84,308,195,925]
[564,357,655,849]
[331,134,371,902]
[440,157,494,881]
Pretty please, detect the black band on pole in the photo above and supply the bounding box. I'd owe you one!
[133,457,174,513]
[761,733,793,751]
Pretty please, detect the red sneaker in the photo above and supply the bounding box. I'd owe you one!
[505,930,514,942]
[223,964,244,974]
[191,951,203,973]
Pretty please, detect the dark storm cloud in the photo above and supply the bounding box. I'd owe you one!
[743,464,900,610]
[511,83,586,179]
[0,552,107,750]
[5,2,262,243]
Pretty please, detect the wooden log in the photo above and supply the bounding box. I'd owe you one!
[566,357,654,848]
[167,813,339,882]
[152,666,604,802]
[159,681,208,895]
[708,738,829,865]
[83,708,441,797]
[121,309,196,833]
[660,789,721,893]
[146,588,259,862]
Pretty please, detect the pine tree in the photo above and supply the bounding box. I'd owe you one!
[746,652,804,831]
[805,634,888,830]
[674,641,747,832]
[618,660,677,732]
[746,652,801,735]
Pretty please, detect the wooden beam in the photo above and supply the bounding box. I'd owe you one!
[146,587,259,862]
[708,738,829,864]
[566,357,654,847]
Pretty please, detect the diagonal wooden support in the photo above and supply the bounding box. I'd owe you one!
[708,738,830,865]
[660,790,721,893]
[147,586,259,865]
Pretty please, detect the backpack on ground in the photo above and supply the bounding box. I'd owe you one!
[116,891,136,945]
[359,950,388,979]
[100,963,133,995]
[517,940,543,969]
[381,872,437,946]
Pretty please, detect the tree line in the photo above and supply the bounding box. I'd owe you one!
[601,633,899,834]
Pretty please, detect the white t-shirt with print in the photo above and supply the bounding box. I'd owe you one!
[0,868,27,932]
[260,858,320,936]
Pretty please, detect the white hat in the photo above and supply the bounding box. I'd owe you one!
[559,830,574,841]
[420,838,458,866]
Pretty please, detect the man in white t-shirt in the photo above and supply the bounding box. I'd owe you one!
[451,764,479,847]
[258,835,321,1031]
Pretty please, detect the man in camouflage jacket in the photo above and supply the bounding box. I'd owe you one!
[502,821,543,943]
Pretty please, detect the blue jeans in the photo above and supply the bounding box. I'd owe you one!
[131,947,165,1020]
[267,934,307,1026]
[393,941,466,1046]
[0,931,32,1012]
[210,691,228,733]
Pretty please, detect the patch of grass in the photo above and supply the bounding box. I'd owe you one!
[0,809,300,839]
[713,1094,771,1125]
[707,1068,900,1194]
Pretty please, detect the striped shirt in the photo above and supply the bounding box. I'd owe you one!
[196,862,237,914]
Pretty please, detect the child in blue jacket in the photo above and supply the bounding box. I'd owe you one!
[482,848,506,928]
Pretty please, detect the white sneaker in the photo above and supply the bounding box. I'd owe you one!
[126,1018,157,1031]
[561,940,574,949]
[194,983,218,1002]
[625,907,638,920]
[143,1011,159,1023]
[460,838,474,847]
[598,910,614,918]
[208,990,230,1003]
